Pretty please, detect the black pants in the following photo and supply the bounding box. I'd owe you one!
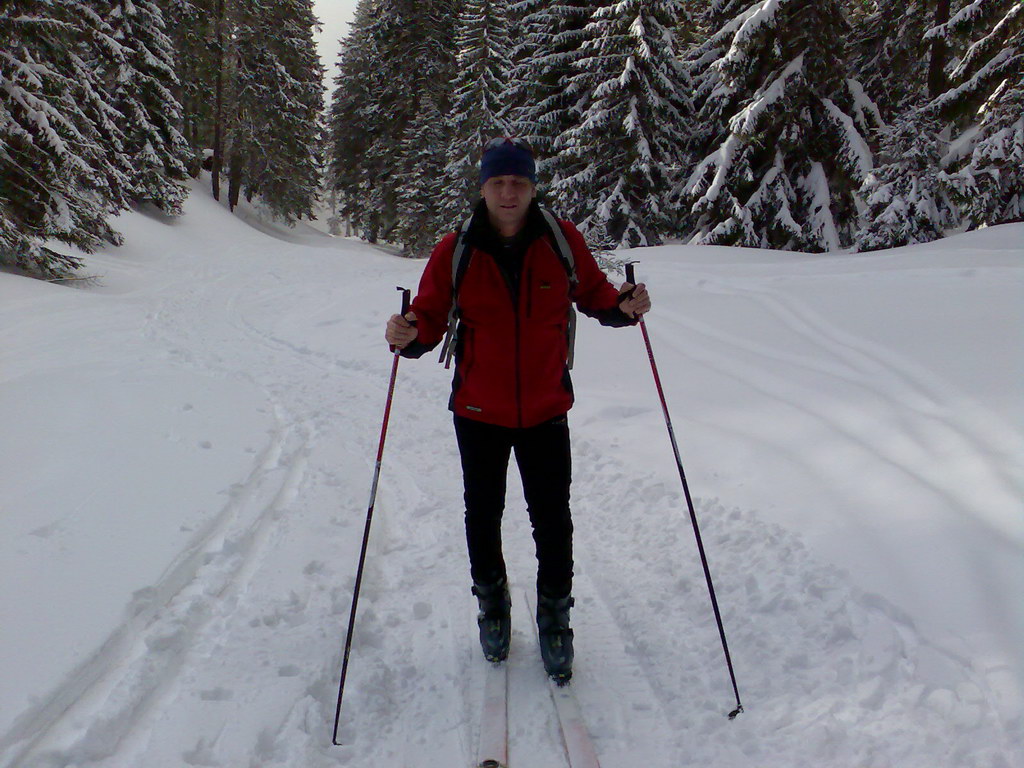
[454,414,573,599]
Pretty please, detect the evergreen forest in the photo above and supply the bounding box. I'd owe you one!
[2,0,1021,275]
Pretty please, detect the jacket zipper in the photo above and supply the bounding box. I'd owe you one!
[515,312,523,427]
[525,265,533,318]
[487,251,527,426]
[514,259,526,427]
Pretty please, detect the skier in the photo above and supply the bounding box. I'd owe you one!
[385,137,651,682]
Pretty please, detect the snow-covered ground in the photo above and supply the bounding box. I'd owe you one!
[1,180,1021,767]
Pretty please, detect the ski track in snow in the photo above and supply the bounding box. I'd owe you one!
[656,273,1023,522]
[1,195,1020,767]
[635,268,1023,684]
[645,294,1022,556]
[571,441,1016,767]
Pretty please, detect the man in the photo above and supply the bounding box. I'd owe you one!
[385,137,651,683]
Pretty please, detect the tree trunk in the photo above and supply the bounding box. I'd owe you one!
[228,151,244,211]
[928,0,951,99]
[211,0,225,199]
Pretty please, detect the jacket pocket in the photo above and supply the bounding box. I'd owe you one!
[530,268,569,324]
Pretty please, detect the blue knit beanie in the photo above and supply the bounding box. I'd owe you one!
[479,139,537,185]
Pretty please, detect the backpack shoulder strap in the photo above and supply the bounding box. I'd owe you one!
[538,207,577,288]
[438,216,474,367]
[538,207,580,370]
[450,215,473,291]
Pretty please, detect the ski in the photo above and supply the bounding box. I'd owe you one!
[525,590,602,768]
[476,659,508,768]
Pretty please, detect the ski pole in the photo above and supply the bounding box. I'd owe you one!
[332,286,413,745]
[625,262,744,720]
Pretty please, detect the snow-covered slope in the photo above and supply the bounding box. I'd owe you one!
[1,181,1021,767]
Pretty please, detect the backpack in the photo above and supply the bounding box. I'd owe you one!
[438,207,579,370]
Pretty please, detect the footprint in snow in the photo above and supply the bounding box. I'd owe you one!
[303,560,326,577]
[182,736,221,766]
[199,687,233,701]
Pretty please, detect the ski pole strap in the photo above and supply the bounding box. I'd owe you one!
[440,308,457,368]
[439,217,473,368]
[565,306,577,370]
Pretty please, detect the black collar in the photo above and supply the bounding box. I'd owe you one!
[466,199,548,255]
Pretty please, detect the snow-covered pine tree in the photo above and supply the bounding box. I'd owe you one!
[394,0,459,256]
[438,0,514,232]
[683,0,879,252]
[953,74,1024,224]
[328,0,381,239]
[163,0,215,169]
[504,0,594,174]
[230,0,324,222]
[849,1,968,250]
[848,0,936,121]
[268,0,326,223]
[551,0,692,248]
[209,0,231,199]
[705,0,754,19]
[396,94,455,256]
[221,0,255,210]
[686,1,752,166]
[927,0,1023,226]
[95,0,191,215]
[0,1,129,276]
[329,0,433,243]
[856,113,958,250]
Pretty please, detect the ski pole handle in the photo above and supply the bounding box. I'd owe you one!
[391,286,414,354]
[621,261,639,305]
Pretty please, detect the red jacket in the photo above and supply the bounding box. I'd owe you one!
[405,206,632,428]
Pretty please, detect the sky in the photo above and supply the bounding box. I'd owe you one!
[312,0,360,89]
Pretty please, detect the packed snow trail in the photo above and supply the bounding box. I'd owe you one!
[0,183,1020,767]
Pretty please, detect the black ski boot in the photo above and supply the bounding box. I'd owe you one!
[472,578,511,663]
[536,592,574,684]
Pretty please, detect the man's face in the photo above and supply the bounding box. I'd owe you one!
[481,175,536,233]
